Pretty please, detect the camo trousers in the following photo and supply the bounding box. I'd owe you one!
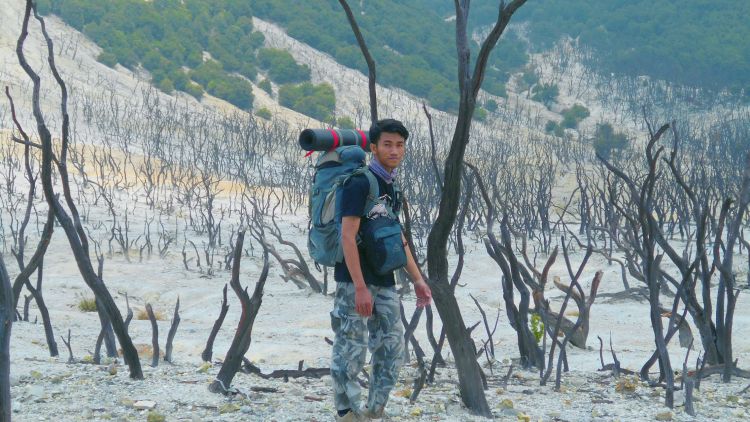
[330,282,404,415]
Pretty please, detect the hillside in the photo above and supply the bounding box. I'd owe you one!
[425,0,750,96]
[2,1,750,422]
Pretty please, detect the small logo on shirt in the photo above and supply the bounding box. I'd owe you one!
[368,203,389,219]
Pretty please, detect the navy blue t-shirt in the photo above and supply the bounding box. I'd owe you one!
[334,170,401,287]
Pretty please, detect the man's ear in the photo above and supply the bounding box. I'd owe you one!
[369,142,376,153]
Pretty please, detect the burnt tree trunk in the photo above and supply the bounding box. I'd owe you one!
[95,258,117,358]
[425,2,528,415]
[164,298,181,363]
[337,0,378,123]
[209,231,270,394]
[15,1,142,379]
[202,284,229,362]
[0,257,13,422]
[146,304,159,367]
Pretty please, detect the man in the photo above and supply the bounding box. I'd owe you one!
[331,118,432,421]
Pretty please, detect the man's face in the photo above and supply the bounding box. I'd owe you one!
[371,132,406,171]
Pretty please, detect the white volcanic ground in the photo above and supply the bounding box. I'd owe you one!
[1,0,750,421]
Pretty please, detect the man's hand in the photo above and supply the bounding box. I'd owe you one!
[414,279,432,308]
[355,284,373,316]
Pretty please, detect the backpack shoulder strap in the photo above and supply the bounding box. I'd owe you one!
[362,168,380,215]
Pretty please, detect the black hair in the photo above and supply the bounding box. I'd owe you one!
[369,118,409,144]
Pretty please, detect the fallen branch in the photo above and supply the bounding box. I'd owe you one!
[243,359,329,381]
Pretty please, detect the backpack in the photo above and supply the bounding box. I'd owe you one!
[307,145,406,274]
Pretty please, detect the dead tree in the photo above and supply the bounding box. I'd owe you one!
[3,111,58,356]
[4,88,55,327]
[15,1,142,378]
[712,153,750,381]
[263,216,322,293]
[467,161,543,370]
[0,257,12,422]
[598,123,676,407]
[92,254,117,359]
[208,230,270,394]
[337,0,377,123]
[164,298,180,363]
[145,304,159,367]
[202,284,229,362]
[424,2,529,415]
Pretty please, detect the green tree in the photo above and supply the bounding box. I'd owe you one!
[255,107,272,120]
[258,79,273,95]
[531,83,559,108]
[593,122,628,159]
[257,48,310,84]
[336,116,355,129]
[279,82,336,121]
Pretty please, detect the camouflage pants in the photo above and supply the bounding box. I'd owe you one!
[330,282,404,416]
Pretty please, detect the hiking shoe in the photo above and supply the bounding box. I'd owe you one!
[361,407,384,420]
[335,410,364,422]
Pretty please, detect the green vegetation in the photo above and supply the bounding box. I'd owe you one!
[531,83,559,108]
[39,0,349,117]
[593,123,629,159]
[336,116,355,129]
[44,0,747,114]
[473,107,488,122]
[252,1,527,111]
[257,48,310,84]
[560,104,590,129]
[38,0,267,110]
[77,297,97,312]
[545,120,565,138]
[258,79,273,96]
[530,313,544,344]
[448,0,750,93]
[279,82,336,122]
[255,107,272,120]
[485,99,498,113]
[190,60,253,109]
[146,411,166,422]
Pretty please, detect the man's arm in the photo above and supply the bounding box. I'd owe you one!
[341,216,373,316]
[402,232,432,307]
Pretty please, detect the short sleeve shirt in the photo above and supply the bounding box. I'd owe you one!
[334,170,400,287]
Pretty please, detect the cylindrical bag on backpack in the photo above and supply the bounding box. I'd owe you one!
[299,128,370,151]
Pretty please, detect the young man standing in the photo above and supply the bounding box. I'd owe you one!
[330,119,432,421]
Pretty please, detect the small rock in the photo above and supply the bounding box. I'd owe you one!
[29,370,42,380]
[27,385,46,401]
[9,376,20,387]
[11,401,21,413]
[133,400,157,410]
[655,411,672,421]
[240,406,253,414]
[500,398,514,409]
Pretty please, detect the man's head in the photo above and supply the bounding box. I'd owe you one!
[369,118,409,171]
